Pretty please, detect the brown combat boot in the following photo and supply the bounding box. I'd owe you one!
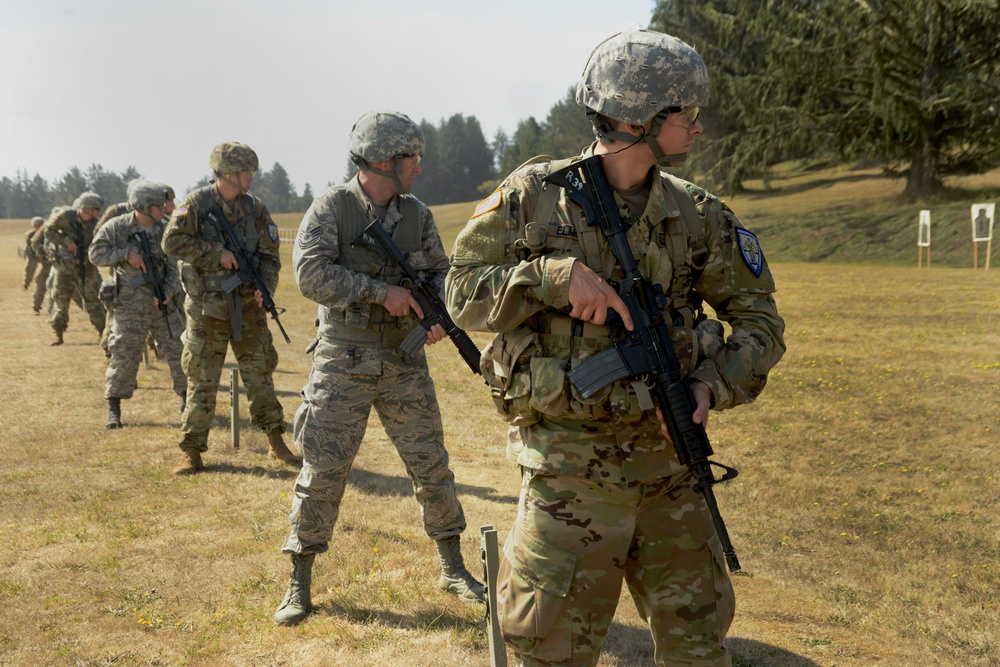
[172,449,203,475]
[267,430,302,465]
[51,330,64,346]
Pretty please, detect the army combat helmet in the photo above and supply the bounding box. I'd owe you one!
[128,180,169,213]
[348,110,424,195]
[73,191,104,212]
[209,142,259,175]
[576,29,709,165]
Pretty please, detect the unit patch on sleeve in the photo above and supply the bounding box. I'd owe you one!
[267,222,280,243]
[736,228,763,277]
[472,189,502,218]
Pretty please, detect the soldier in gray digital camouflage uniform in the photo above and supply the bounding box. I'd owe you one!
[42,191,106,345]
[446,30,786,667]
[89,181,187,429]
[162,142,300,474]
[22,216,44,292]
[273,111,485,627]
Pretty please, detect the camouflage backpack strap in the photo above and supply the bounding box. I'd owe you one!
[661,172,709,326]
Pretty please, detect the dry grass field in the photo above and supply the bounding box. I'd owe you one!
[0,167,996,666]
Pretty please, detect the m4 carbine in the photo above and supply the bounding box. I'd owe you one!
[130,229,174,338]
[206,206,291,344]
[352,219,481,375]
[545,155,742,573]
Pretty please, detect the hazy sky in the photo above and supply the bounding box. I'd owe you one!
[0,0,655,199]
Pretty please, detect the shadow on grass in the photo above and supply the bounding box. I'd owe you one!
[601,622,823,667]
[319,599,481,635]
[347,466,518,505]
[199,462,301,481]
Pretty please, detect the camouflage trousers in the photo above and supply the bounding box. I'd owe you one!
[498,468,735,667]
[106,288,186,400]
[50,264,104,334]
[178,294,283,452]
[281,341,466,554]
[30,260,51,312]
[23,253,38,288]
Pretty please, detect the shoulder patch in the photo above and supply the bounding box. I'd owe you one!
[296,225,321,250]
[267,222,279,243]
[736,228,763,277]
[172,205,189,217]
[472,189,502,218]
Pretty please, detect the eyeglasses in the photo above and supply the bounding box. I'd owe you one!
[666,106,701,129]
[397,154,422,166]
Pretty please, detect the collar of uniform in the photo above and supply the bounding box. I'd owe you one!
[346,174,403,236]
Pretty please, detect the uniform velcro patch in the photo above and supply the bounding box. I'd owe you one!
[473,189,502,218]
[172,205,188,218]
[736,228,763,277]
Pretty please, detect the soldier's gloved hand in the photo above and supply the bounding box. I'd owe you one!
[383,284,424,319]
[127,250,147,272]
[567,261,633,330]
[220,249,239,270]
[654,380,713,444]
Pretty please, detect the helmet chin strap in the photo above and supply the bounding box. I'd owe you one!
[218,172,250,195]
[367,159,410,195]
[588,108,688,165]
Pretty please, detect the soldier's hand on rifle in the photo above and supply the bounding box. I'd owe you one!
[568,261,633,330]
[383,284,424,319]
[654,380,713,443]
[220,249,239,270]
[127,250,147,272]
[254,289,271,309]
[67,240,78,255]
[425,323,446,346]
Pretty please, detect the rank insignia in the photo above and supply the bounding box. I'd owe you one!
[267,222,279,243]
[472,189,502,218]
[297,225,321,250]
[736,228,763,277]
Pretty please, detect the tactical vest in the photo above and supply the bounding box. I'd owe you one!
[319,188,422,348]
[516,156,708,329]
[182,188,260,294]
[483,156,711,426]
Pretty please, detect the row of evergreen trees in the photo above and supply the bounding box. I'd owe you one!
[0,100,593,219]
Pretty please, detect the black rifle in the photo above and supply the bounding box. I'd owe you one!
[130,230,174,338]
[71,218,88,311]
[545,155,742,573]
[351,219,481,375]
[206,205,291,344]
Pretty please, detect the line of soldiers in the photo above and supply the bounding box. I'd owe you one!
[16,28,787,667]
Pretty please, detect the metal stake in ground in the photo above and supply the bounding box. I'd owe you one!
[480,525,506,667]
[230,368,240,450]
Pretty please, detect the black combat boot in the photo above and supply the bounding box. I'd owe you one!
[274,553,315,626]
[51,330,64,346]
[436,536,485,602]
[105,398,122,429]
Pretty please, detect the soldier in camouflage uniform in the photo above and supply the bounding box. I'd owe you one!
[42,191,106,345]
[162,142,300,474]
[25,217,52,314]
[273,111,484,627]
[446,30,786,667]
[22,216,44,291]
[96,180,139,358]
[89,181,187,429]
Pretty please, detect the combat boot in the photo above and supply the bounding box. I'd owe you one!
[273,553,315,626]
[51,330,64,346]
[105,398,122,429]
[172,449,203,475]
[267,430,302,465]
[436,535,485,603]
